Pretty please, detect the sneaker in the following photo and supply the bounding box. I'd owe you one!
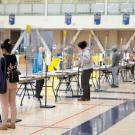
[111,85,119,88]
[0,125,8,130]
[6,123,16,129]
[78,98,90,101]
[35,95,43,99]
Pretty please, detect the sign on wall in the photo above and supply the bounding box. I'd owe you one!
[65,13,72,25]
[123,13,130,25]
[9,14,15,25]
[94,12,101,25]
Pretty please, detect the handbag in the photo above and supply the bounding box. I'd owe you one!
[0,57,7,94]
[9,65,20,83]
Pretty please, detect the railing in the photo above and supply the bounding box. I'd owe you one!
[0,2,135,15]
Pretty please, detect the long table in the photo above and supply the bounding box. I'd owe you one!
[17,69,79,105]
[17,64,135,105]
[19,70,78,82]
[119,62,135,82]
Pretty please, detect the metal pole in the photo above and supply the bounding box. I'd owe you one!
[45,0,48,16]
[26,32,30,77]
[11,31,25,54]
[62,30,67,70]
[105,0,108,16]
[125,32,135,50]
[90,30,105,53]
[70,30,81,45]
[36,30,55,108]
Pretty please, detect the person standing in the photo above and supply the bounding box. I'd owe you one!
[129,48,135,80]
[111,47,120,88]
[0,39,18,130]
[35,47,45,99]
[0,48,7,129]
[77,41,93,101]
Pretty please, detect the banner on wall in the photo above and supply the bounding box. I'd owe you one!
[123,13,130,25]
[94,12,101,25]
[9,14,15,25]
[65,13,72,25]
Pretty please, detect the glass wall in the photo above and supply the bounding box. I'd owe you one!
[77,0,105,3]
[1,0,45,4]
[108,0,135,3]
[1,0,105,4]
[1,0,134,4]
[108,0,129,2]
[48,0,105,3]
[0,0,135,15]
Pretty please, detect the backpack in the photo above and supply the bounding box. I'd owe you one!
[0,57,7,94]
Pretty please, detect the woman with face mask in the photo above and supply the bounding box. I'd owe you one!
[77,41,93,101]
[0,39,18,130]
[0,48,7,129]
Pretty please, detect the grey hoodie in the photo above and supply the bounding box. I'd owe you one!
[112,50,120,67]
[78,46,93,70]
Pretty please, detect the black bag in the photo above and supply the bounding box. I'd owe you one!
[0,57,7,94]
[9,68,20,83]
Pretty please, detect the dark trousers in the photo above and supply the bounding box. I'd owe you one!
[131,65,135,78]
[81,69,93,99]
[35,79,44,96]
